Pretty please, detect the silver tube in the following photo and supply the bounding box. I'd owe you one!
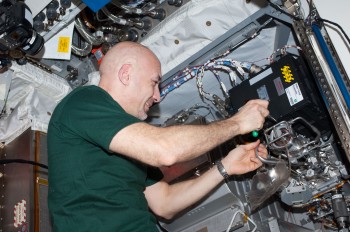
[255,146,280,165]
[75,17,104,46]
[111,1,145,15]
[101,7,133,26]
[71,42,92,57]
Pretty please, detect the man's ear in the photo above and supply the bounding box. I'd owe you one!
[118,64,132,85]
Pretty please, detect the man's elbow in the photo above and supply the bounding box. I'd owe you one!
[153,143,179,167]
[157,153,177,167]
[152,207,176,221]
[160,213,176,221]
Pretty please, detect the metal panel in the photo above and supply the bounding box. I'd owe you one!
[0,130,51,232]
[0,129,34,232]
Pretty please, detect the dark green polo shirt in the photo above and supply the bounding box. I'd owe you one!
[48,85,161,232]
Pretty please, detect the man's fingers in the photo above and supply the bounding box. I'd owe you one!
[242,140,260,150]
[250,157,263,166]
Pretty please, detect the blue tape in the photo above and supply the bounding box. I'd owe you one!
[82,0,110,12]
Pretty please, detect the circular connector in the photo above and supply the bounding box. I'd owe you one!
[118,29,139,42]
[140,18,152,31]
[168,0,183,7]
[149,8,166,20]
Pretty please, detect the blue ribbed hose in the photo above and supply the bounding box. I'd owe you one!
[311,24,350,109]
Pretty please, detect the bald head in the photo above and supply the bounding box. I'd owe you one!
[98,41,162,120]
[99,42,159,79]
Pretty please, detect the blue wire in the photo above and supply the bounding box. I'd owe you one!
[312,24,350,109]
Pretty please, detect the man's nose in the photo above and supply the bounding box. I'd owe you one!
[153,86,161,103]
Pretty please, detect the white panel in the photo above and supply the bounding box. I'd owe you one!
[26,0,52,16]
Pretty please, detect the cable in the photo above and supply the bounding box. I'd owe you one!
[101,7,132,26]
[318,18,350,46]
[0,159,48,169]
[306,0,350,46]
[74,17,104,46]
[226,208,257,232]
[307,0,313,19]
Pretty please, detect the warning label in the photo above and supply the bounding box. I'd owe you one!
[57,37,71,53]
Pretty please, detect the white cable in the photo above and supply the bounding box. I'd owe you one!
[226,210,240,232]
[226,209,257,232]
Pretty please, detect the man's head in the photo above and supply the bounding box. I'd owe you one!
[99,42,162,120]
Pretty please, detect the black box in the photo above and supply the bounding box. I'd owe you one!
[228,54,330,134]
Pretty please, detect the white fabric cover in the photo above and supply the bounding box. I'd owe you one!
[141,0,261,75]
[0,63,71,144]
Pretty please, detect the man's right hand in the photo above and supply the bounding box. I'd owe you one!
[231,99,269,135]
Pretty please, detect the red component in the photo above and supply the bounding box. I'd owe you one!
[92,47,104,65]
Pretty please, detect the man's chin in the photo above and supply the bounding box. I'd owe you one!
[138,113,148,121]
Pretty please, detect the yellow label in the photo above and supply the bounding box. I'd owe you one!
[57,37,71,53]
[281,65,294,83]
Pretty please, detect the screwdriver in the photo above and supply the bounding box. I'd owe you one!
[251,115,277,138]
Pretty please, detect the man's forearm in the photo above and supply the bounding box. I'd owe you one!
[155,118,240,165]
[149,165,225,219]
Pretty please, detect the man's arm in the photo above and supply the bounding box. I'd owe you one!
[144,140,267,219]
[109,99,269,167]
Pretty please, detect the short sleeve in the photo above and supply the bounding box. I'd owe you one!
[60,86,141,151]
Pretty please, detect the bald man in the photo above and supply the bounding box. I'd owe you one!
[47,42,269,231]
